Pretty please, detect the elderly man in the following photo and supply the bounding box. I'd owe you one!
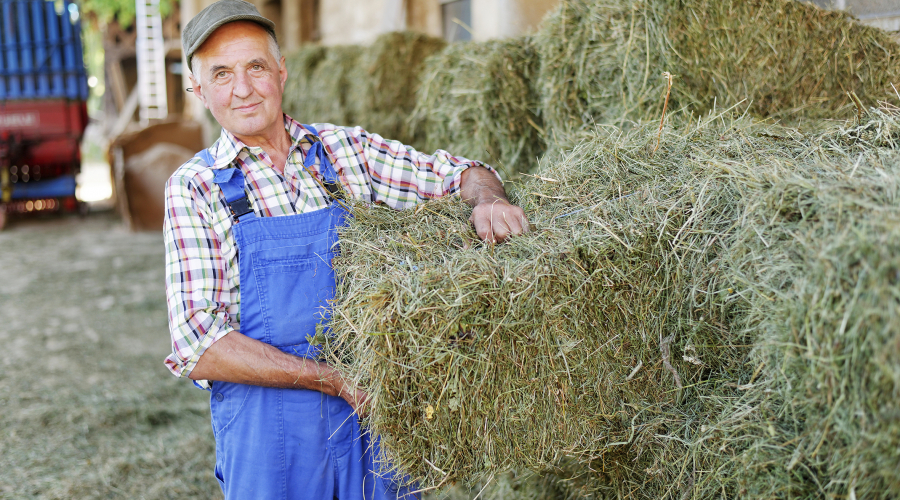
[164,1,527,498]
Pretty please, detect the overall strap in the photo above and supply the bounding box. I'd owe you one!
[302,124,340,197]
[196,148,257,223]
[213,168,257,222]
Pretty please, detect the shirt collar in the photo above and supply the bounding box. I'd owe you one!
[207,114,320,170]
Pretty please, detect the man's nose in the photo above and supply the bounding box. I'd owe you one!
[233,70,253,98]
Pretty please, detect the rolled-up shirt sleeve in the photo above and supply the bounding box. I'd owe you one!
[317,125,502,210]
[163,164,234,387]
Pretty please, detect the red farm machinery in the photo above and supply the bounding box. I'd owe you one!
[1,0,89,228]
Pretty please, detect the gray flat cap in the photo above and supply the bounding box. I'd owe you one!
[182,0,277,70]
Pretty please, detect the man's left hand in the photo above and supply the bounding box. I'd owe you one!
[460,166,529,243]
[470,200,529,243]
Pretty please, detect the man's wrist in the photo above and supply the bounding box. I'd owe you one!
[460,166,508,208]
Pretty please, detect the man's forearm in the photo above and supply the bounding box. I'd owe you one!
[189,331,367,409]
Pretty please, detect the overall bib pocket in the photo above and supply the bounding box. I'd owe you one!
[253,243,337,350]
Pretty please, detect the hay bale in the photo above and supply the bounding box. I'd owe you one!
[283,45,360,126]
[691,106,900,498]
[283,45,326,121]
[534,0,669,135]
[667,0,900,121]
[412,37,545,179]
[535,0,900,135]
[325,116,749,495]
[348,31,446,147]
[325,104,900,497]
[284,33,444,144]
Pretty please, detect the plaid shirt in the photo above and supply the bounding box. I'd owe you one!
[164,115,495,387]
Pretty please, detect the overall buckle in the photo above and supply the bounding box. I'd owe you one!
[228,196,254,222]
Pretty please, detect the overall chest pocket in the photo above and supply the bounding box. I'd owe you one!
[252,243,337,351]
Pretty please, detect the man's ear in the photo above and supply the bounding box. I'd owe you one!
[189,73,209,109]
[279,56,287,91]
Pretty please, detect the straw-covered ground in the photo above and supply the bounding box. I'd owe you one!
[323,103,900,498]
[0,212,221,499]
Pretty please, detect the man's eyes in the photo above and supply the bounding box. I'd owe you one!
[212,65,263,79]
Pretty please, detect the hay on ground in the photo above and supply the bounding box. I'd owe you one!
[412,37,545,179]
[324,104,900,498]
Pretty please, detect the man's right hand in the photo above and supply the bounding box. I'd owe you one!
[340,384,370,416]
[320,364,370,416]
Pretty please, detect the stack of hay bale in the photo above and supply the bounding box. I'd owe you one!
[278,0,900,497]
[283,0,898,177]
[412,37,544,180]
[326,107,900,498]
[283,32,445,148]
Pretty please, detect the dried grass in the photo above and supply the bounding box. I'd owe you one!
[412,37,545,179]
[287,7,900,496]
[534,0,900,136]
[668,0,900,121]
[283,45,360,126]
[324,103,900,498]
[348,31,446,147]
[282,44,326,122]
[535,0,668,135]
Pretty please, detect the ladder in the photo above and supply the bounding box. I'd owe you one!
[135,0,168,123]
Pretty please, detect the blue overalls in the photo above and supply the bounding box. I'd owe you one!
[198,126,416,500]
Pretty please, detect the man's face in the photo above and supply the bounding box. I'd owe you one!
[190,21,287,144]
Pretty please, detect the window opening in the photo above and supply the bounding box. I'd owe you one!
[441,0,471,42]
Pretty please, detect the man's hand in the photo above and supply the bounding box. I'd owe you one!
[460,166,529,243]
[324,367,371,416]
[469,199,528,244]
[341,385,371,416]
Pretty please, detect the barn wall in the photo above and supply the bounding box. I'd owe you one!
[316,0,559,45]
[809,0,900,31]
